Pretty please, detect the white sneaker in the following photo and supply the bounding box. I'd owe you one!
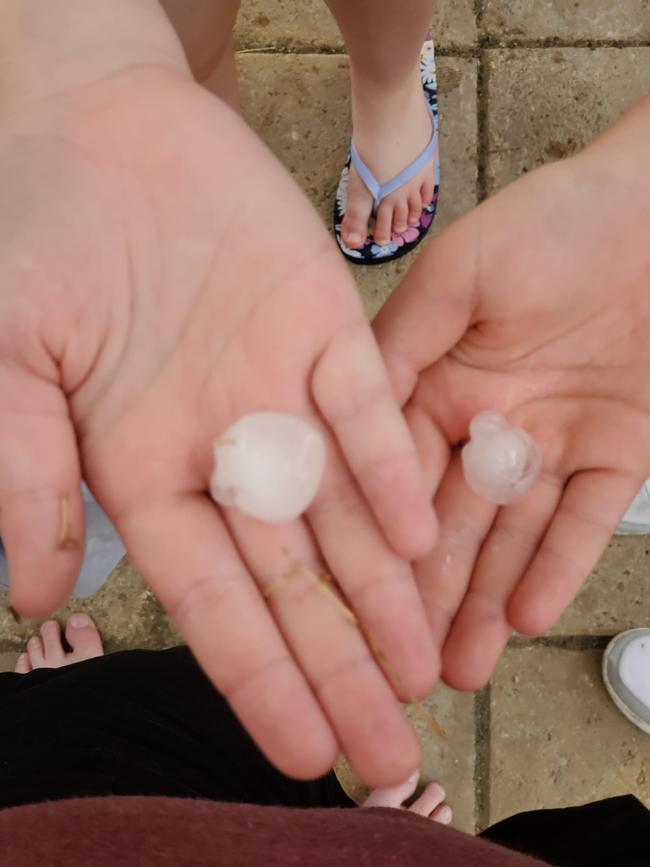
[603,629,650,735]
[616,480,650,534]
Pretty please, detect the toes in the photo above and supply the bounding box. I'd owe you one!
[26,634,45,668]
[362,770,419,809]
[373,203,394,247]
[408,782,446,817]
[14,652,31,674]
[421,177,435,208]
[40,620,65,666]
[65,613,103,662]
[342,171,373,249]
[407,191,423,227]
[393,201,409,235]
[431,804,453,825]
[341,210,370,249]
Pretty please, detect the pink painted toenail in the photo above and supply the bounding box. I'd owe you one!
[70,613,91,628]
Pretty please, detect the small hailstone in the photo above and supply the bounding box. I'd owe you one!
[210,412,326,524]
[461,411,542,505]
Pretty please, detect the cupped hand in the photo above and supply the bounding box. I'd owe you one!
[375,96,650,691]
[0,47,438,784]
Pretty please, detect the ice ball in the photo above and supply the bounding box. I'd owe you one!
[462,411,542,505]
[210,413,326,523]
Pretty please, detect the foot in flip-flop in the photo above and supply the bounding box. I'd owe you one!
[335,36,440,266]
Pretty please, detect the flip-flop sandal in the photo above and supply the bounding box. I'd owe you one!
[603,628,650,735]
[334,35,440,266]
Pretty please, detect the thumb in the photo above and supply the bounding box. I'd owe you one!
[0,365,84,617]
[373,207,481,406]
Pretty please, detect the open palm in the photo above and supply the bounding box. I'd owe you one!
[0,62,438,785]
[375,96,650,691]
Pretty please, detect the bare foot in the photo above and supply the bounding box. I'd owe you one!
[341,64,436,249]
[14,614,104,673]
[362,771,453,824]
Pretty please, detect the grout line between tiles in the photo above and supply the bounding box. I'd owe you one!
[475,0,489,204]
[508,634,612,651]
[234,38,650,57]
[474,683,491,833]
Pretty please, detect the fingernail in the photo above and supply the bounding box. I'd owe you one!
[70,613,91,629]
[347,232,362,245]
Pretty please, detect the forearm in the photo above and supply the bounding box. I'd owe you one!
[0,0,189,112]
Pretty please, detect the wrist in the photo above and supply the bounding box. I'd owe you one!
[0,0,189,113]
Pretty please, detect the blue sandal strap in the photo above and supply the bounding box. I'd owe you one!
[349,100,438,213]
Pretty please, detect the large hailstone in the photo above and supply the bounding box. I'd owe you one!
[462,411,542,505]
[210,413,326,523]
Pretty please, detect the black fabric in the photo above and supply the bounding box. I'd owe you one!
[481,795,650,867]
[0,645,353,811]
[1,644,649,867]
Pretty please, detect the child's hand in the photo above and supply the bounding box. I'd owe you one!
[375,95,650,690]
[0,6,437,787]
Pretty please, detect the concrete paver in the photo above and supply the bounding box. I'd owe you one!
[490,646,649,825]
[236,0,478,51]
[239,53,478,316]
[0,652,18,673]
[0,558,180,655]
[337,682,476,833]
[483,0,650,43]
[552,536,650,635]
[485,47,650,193]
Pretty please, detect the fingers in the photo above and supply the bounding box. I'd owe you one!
[0,368,84,617]
[116,491,338,781]
[312,320,437,562]
[441,470,562,691]
[308,451,439,700]
[509,469,642,636]
[373,216,478,404]
[222,509,422,786]
[413,454,497,657]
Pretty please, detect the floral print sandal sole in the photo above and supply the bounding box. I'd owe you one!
[334,35,441,266]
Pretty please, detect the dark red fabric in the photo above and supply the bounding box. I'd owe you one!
[0,796,549,866]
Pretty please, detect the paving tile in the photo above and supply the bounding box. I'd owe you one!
[336,682,476,833]
[238,53,478,316]
[483,0,650,42]
[0,557,180,654]
[0,652,19,673]
[552,536,650,636]
[485,48,650,194]
[236,0,478,51]
[490,646,650,825]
